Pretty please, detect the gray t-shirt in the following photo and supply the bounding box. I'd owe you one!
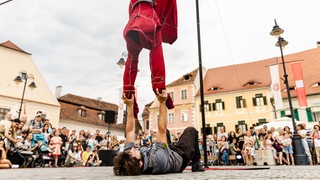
[124,142,183,174]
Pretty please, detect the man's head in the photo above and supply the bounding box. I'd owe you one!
[12,118,21,128]
[35,115,42,122]
[113,148,143,176]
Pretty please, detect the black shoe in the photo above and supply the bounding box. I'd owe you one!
[191,161,205,172]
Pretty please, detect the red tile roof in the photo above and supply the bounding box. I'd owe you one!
[58,94,124,129]
[201,48,320,98]
[0,40,31,55]
[167,68,199,87]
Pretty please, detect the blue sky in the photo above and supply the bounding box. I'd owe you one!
[1,0,320,119]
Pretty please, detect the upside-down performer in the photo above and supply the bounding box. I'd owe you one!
[113,89,205,175]
[122,0,177,118]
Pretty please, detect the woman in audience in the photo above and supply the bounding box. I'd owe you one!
[297,124,313,165]
[0,138,12,169]
[64,143,84,167]
[310,124,320,165]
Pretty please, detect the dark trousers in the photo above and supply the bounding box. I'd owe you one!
[168,127,201,172]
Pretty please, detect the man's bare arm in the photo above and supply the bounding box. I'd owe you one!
[155,89,168,145]
[123,94,135,142]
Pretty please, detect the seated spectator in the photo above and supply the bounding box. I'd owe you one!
[219,136,229,165]
[0,138,12,169]
[140,133,151,147]
[82,146,93,166]
[86,148,101,167]
[110,135,120,150]
[64,143,84,167]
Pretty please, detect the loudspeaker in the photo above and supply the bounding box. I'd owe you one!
[98,150,117,166]
[105,110,116,124]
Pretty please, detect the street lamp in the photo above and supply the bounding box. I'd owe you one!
[13,70,37,119]
[270,19,308,165]
[117,51,127,69]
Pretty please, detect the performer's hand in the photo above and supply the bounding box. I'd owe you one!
[122,93,134,107]
[156,88,167,104]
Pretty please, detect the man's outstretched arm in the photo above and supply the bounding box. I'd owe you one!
[155,89,168,145]
[123,94,135,142]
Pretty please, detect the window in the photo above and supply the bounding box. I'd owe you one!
[77,106,87,117]
[204,101,211,112]
[258,118,267,125]
[236,96,246,108]
[181,89,187,99]
[236,120,247,133]
[252,93,267,106]
[181,111,188,122]
[168,112,174,123]
[168,91,174,102]
[0,108,10,120]
[98,111,105,121]
[213,99,225,111]
[312,111,320,122]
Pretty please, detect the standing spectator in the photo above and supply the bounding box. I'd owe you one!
[28,115,44,134]
[265,134,278,160]
[235,128,244,151]
[274,129,285,165]
[68,130,77,145]
[0,138,12,169]
[87,135,96,151]
[95,130,103,149]
[42,124,50,144]
[220,136,229,165]
[59,127,68,153]
[217,127,227,141]
[243,131,255,166]
[50,130,62,167]
[227,131,236,144]
[297,124,313,165]
[282,132,294,165]
[311,125,320,165]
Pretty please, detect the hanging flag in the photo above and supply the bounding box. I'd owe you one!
[117,88,124,124]
[291,63,308,107]
[23,104,27,115]
[269,64,284,110]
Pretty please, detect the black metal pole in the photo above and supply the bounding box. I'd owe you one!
[195,0,208,167]
[17,78,27,120]
[278,37,308,165]
[0,0,13,6]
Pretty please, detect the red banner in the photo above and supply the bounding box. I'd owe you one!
[291,63,308,107]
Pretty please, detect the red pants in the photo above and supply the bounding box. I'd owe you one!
[123,2,173,118]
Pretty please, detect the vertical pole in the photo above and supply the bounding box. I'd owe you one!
[18,77,27,119]
[278,37,308,165]
[195,0,208,167]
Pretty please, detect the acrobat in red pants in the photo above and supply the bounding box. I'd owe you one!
[123,0,177,118]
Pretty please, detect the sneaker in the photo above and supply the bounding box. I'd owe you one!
[191,161,205,172]
[11,164,19,168]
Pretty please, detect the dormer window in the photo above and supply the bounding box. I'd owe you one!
[183,73,192,81]
[98,111,105,121]
[77,106,87,117]
[311,82,320,88]
[208,86,221,91]
[243,80,261,87]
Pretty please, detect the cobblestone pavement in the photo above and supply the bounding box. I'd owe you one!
[0,166,319,180]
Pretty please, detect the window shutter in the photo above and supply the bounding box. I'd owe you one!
[236,97,241,108]
[208,103,212,111]
[252,98,257,106]
[280,110,286,117]
[294,109,300,121]
[263,96,267,105]
[222,102,225,110]
[212,103,216,111]
[243,99,247,108]
[306,108,313,122]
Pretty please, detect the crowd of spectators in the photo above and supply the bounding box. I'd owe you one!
[199,123,320,166]
[1,111,320,169]
[0,112,125,169]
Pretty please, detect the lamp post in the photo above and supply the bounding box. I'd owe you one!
[270,19,308,165]
[117,51,127,137]
[195,0,208,167]
[13,70,37,120]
